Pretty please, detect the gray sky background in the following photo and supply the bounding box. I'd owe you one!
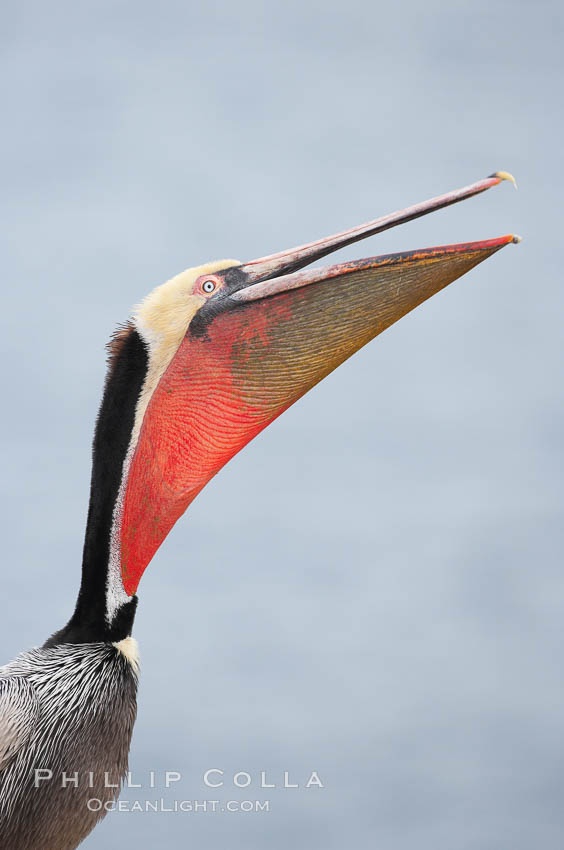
[1,1,563,848]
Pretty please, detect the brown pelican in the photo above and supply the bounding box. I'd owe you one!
[0,173,518,849]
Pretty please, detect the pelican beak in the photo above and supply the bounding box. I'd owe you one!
[119,173,519,594]
[213,171,520,420]
[235,171,518,287]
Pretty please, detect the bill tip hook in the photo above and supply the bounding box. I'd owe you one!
[491,170,518,189]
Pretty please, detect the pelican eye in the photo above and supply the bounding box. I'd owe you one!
[202,280,216,293]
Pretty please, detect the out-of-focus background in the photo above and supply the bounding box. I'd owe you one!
[1,1,562,847]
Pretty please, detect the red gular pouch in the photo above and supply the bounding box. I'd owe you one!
[119,232,518,595]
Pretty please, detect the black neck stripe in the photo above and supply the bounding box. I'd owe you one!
[45,326,148,646]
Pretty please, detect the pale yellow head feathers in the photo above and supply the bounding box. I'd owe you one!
[130,259,240,445]
[134,259,240,366]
